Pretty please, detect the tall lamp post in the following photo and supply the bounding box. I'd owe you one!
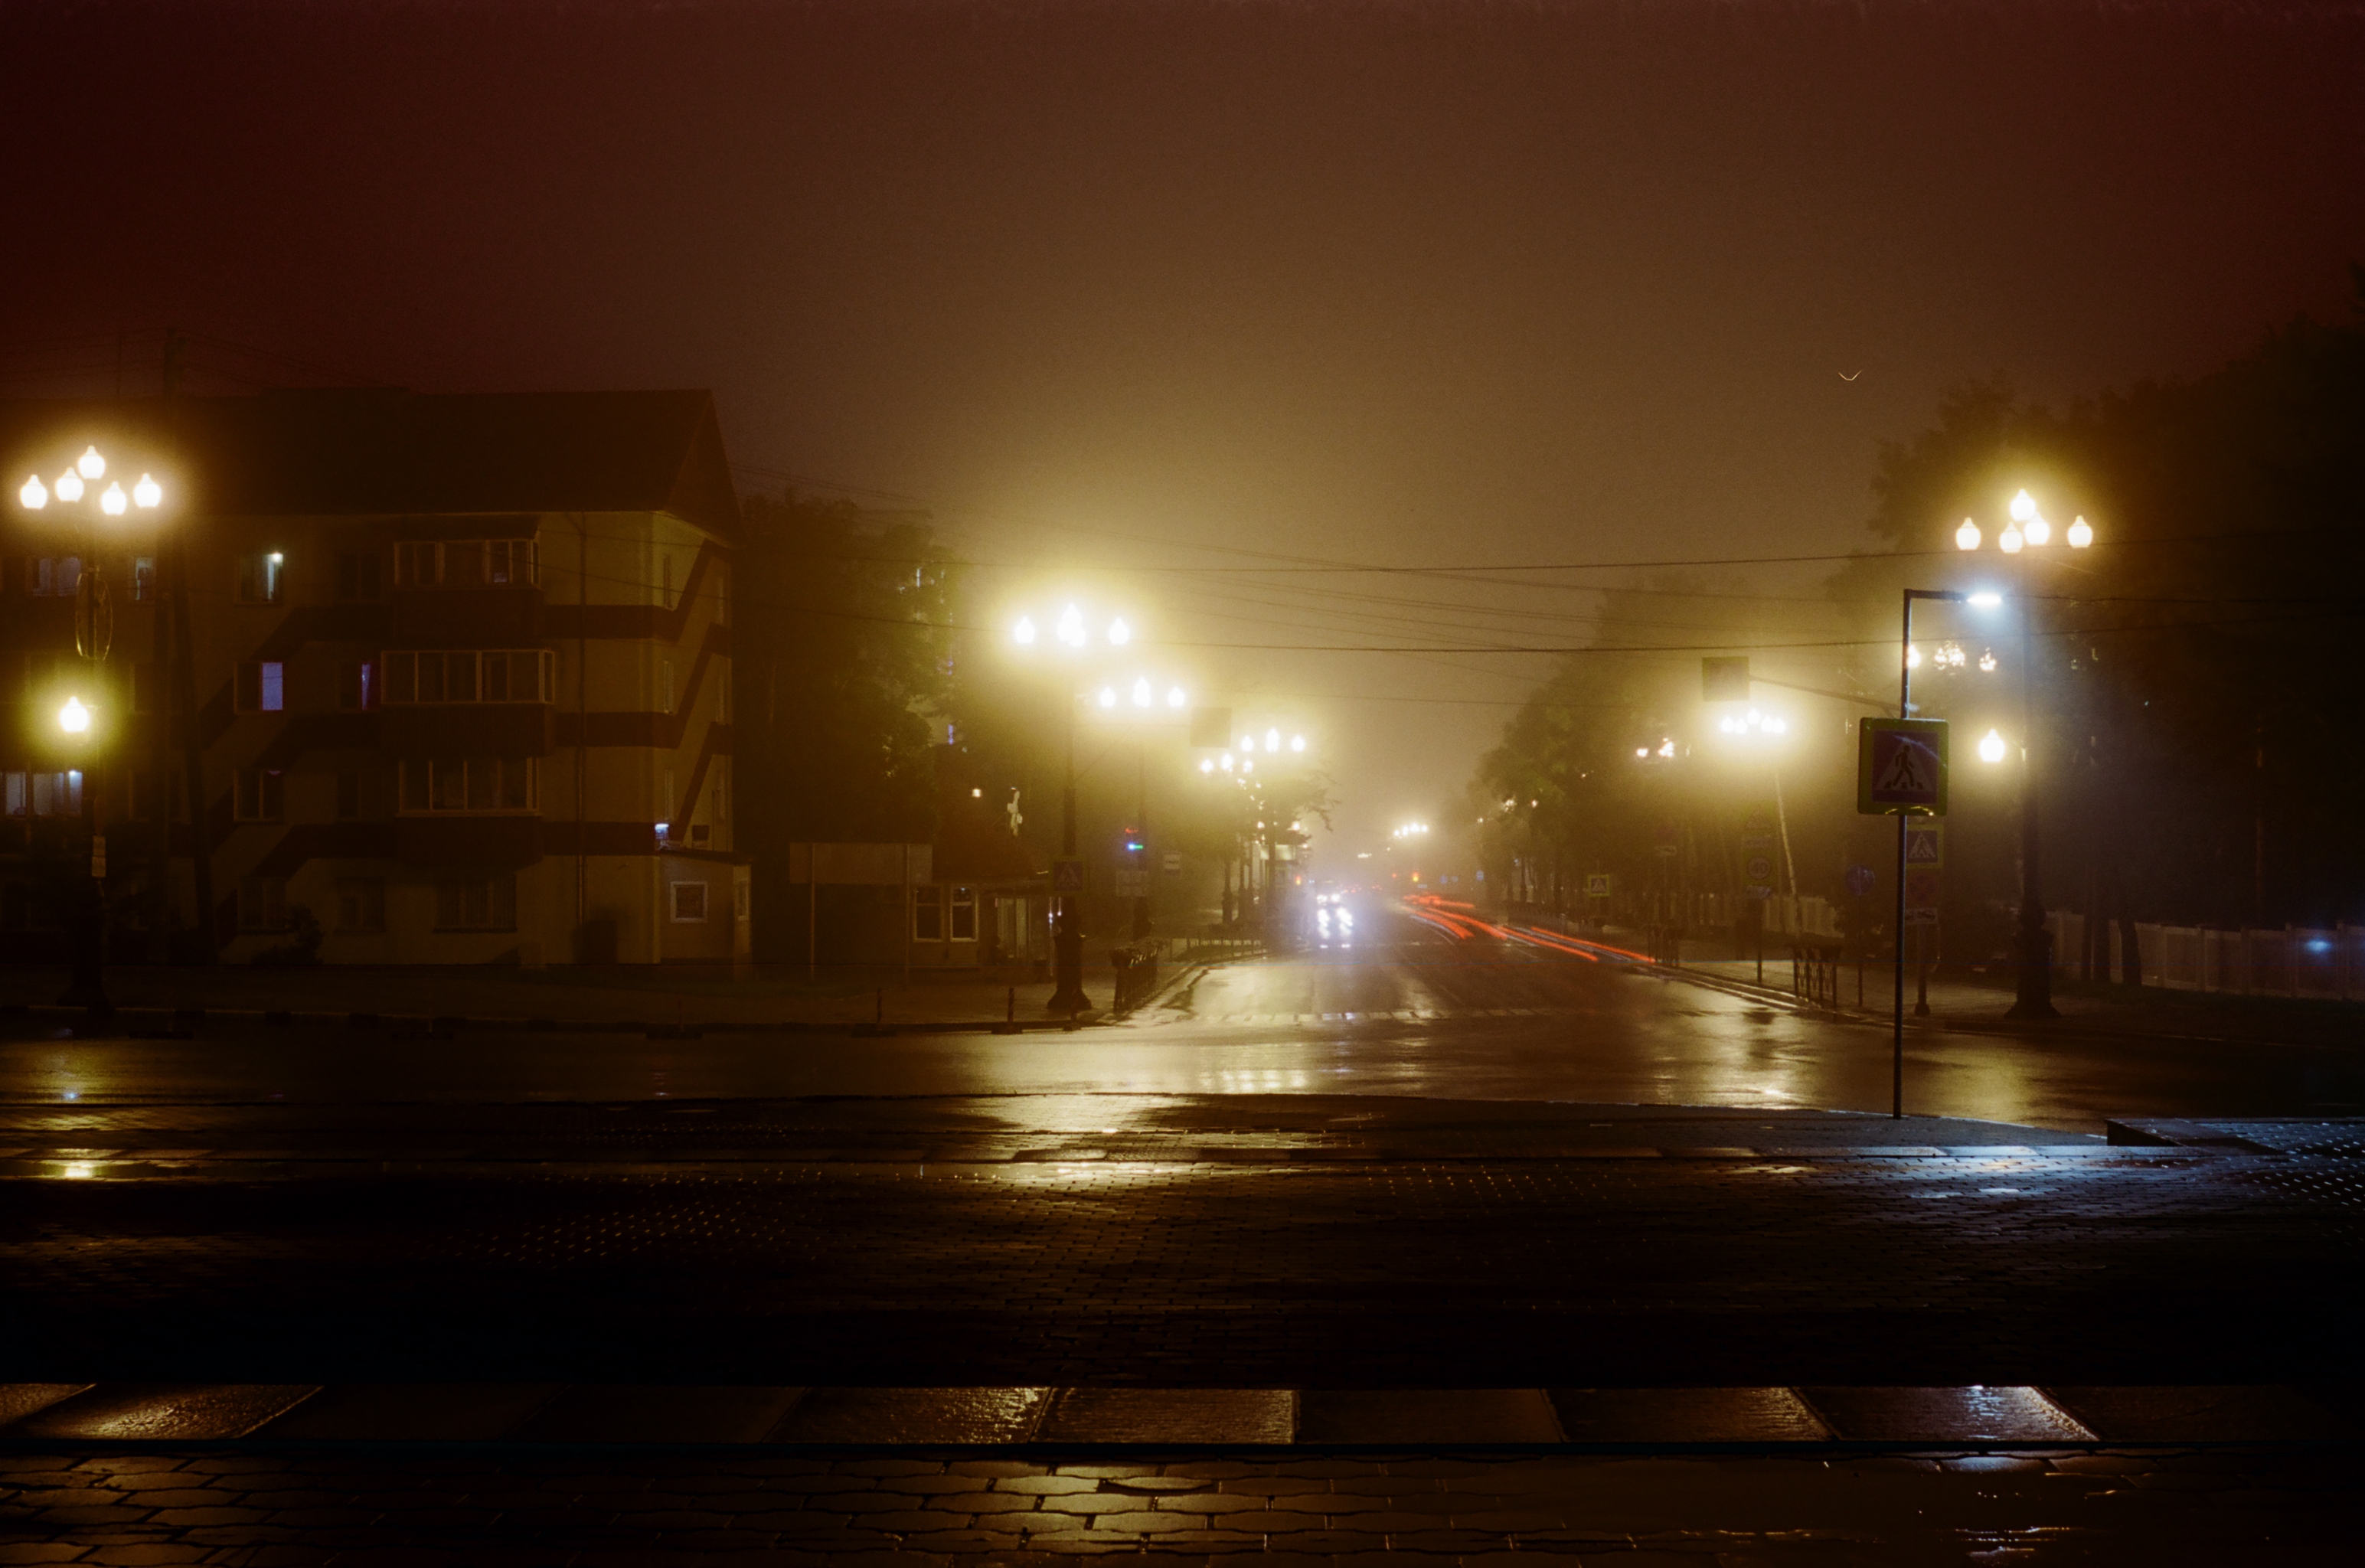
[1955,492,2094,1018]
[18,446,168,1011]
[1083,674,1193,941]
[1012,602,1135,1014]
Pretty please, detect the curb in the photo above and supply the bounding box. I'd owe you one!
[1,1002,1111,1040]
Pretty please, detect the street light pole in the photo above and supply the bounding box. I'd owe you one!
[1894,587,1968,1118]
[19,443,170,1014]
[1052,692,1086,1014]
[1958,491,2089,1019]
[2007,546,2056,1018]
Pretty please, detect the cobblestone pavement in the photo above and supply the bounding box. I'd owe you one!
[3,1446,2356,1564]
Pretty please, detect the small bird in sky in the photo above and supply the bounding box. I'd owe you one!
[1838,370,1862,381]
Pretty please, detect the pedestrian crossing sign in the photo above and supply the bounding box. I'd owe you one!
[1052,855,1086,891]
[1857,718,1949,816]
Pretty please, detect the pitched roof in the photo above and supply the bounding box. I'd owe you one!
[1,388,740,539]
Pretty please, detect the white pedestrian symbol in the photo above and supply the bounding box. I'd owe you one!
[1877,740,1935,798]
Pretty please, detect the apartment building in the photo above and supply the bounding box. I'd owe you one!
[1,388,746,965]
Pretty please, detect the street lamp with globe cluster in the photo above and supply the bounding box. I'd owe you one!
[1955,488,2093,1018]
[16,443,168,1011]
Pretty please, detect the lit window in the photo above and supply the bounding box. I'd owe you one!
[238,553,283,604]
[235,662,285,713]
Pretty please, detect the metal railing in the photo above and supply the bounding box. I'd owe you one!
[1110,943,1163,1014]
[1790,944,1846,1009]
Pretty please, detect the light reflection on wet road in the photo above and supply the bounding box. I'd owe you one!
[4,909,2360,1132]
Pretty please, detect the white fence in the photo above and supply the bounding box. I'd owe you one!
[2048,911,2365,1000]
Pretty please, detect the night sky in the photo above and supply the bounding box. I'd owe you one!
[8,1,2362,851]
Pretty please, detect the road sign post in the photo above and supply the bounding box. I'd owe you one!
[1860,712,1949,1121]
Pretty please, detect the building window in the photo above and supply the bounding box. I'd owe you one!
[733,879,750,922]
[913,884,942,942]
[485,539,534,586]
[395,539,537,587]
[334,877,385,933]
[338,660,377,711]
[34,557,80,597]
[238,876,288,932]
[382,650,554,704]
[132,557,157,602]
[235,661,285,713]
[238,552,285,604]
[336,550,381,601]
[671,880,707,923]
[397,756,539,814]
[8,771,84,818]
[950,886,977,942]
[335,772,361,819]
[435,873,516,932]
[234,769,284,822]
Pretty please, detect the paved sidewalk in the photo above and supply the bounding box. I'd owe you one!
[1572,923,2365,1050]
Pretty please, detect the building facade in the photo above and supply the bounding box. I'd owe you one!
[2,389,746,965]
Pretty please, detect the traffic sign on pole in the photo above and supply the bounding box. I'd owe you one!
[1701,656,1750,702]
[1052,856,1086,892]
[1904,821,1943,868]
[1857,718,1949,815]
[1903,867,1941,924]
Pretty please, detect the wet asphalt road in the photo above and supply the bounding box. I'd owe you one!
[5,905,2361,1132]
[0,906,2358,1390]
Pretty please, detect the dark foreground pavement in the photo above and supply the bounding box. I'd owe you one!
[3,1096,2360,1561]
[1,1097,2357,1390]
[5,1443,2358,1566]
